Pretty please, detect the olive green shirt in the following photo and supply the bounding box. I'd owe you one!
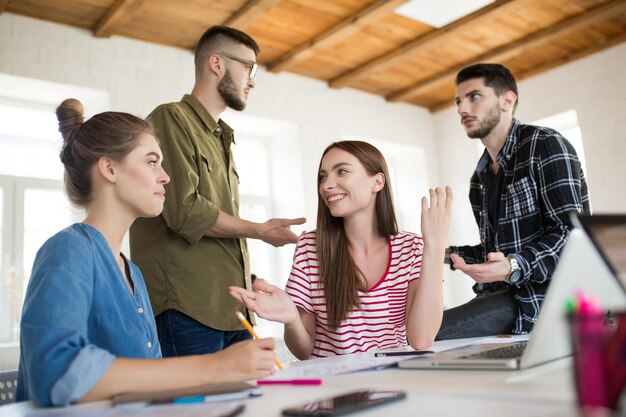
[129,94,253,331]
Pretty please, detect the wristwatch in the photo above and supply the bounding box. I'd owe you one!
[506,256,522,285]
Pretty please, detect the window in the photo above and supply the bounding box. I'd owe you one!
[226,111,305,338]
[532,110,588,178]
[233,136,276,289]
[1,177,84,296]
[0,177,85,343]
[0,75,107,342]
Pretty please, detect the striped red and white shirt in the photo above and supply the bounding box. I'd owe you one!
[286,231,423,358]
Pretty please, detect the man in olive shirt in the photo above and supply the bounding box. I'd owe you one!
[130,26,305,356]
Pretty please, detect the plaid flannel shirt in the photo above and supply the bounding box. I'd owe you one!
[450,119,590,334]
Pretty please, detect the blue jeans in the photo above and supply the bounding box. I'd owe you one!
[435,289,518,340]
[155,309,252,357]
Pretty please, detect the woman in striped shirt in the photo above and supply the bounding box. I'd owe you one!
[230,141,452,359]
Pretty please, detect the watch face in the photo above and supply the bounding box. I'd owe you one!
[508,270,522,284]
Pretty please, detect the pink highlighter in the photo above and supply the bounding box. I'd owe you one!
[257,379,322,386]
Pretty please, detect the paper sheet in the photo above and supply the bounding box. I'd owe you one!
[267,353,409,379]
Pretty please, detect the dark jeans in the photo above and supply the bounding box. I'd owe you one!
[155,309,252,357]
[435,289,518,340]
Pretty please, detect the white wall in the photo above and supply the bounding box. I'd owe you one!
[435,42,626,304]
[1,12,625,314]
[0,13,436,230]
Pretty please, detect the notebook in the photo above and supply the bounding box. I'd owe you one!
[112,381,260,405]
[399,218,626,370]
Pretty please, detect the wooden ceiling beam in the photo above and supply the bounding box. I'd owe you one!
[94,0,146,38]
[223,0,280,30]
[0,0,9,14]
[429,33,626,113]
[515,32,626,81]
[266,0,408,73]
[328,0,514,89]
[387,0,626,103]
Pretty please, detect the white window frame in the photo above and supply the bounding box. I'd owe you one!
[0,176,84,341]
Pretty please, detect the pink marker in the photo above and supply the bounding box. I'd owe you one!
[257,379,322,386]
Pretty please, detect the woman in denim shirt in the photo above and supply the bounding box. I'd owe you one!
[16,99,276,407]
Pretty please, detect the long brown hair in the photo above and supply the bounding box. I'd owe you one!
[316,141,398,330]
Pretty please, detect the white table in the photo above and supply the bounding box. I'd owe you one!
[0,337,578,416]
[236,358,576,416]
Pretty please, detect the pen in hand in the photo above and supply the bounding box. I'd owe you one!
[235,311,284,371]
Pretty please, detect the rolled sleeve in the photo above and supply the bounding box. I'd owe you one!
[149,106,220,244]
[19,234,96,406]
[177,193,220,244]
[19,225,161,407]
[50,346,115,406]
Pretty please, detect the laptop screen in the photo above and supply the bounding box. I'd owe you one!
[577,215,626,290]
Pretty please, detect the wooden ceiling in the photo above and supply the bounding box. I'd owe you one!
[3,0,626,111]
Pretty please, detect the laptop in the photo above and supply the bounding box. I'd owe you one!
[577,214,626,293]
[399,217,626,370]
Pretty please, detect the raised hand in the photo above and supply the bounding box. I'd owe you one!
[450,251,511,284]
[257,217,306,247]
[421,186,453,249]
[208,338,276,381]
[229,278,300,324]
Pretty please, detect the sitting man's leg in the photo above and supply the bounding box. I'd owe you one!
[436,289,518,340]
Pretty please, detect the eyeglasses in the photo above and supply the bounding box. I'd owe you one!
[218,52,258,80]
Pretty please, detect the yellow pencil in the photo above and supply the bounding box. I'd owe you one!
[235,311,284,371]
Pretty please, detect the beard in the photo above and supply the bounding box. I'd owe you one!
[467,104,501,139]
[218,69,246,111]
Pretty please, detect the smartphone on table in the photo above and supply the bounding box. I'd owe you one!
[281,389,406,416]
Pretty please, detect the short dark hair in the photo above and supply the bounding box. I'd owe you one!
[456,63,519,110]
[194,25,260,78]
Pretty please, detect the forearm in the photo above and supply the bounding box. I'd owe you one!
[79,355,221,403]
[284,314,316,360]
[406,246,444,349]
[204,210,259,239]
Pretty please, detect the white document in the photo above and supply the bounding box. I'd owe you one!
[267,353,410,379]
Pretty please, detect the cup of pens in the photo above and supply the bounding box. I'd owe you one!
[568,293,626,411]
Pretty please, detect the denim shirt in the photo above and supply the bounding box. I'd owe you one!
[17,224,161,407]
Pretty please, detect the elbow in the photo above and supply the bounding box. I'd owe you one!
[406,325,438,351]
[27,380,57,408]
[294,351,310,361]
[408,336,435,351]
[285,340,313,361]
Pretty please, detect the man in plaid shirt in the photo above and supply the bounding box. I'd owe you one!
[437,64,590,339]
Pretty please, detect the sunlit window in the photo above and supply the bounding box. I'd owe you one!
[0,101,85,342]
[232,136,280,336]
[0,103,64,180]
[0,75,108,341]
[22,187,83,296]
[532,110,588,178]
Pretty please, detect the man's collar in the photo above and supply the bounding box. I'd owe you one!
[181,94,234,140]
[499,118,520,162]
[476,118,520,173]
